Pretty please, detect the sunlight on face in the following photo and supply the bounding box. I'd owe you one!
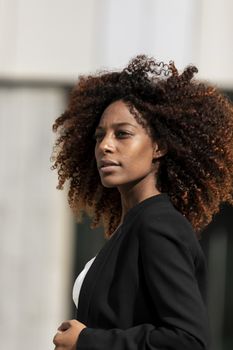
[94,100,158,190]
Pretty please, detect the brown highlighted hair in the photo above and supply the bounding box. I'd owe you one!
[51,55,233,239]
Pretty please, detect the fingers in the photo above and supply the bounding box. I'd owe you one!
[58,321,71,332]
[53,331,62,346]
[53,319,81,348]
[53,320,74,346]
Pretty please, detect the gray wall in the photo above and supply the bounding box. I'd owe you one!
[0,1,233,349]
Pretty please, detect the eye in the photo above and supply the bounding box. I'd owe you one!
[116,130,131,138]
[93,130,132,142]
[93,132,104,141]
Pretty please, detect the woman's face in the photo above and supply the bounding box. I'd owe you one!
[94,100,160,189]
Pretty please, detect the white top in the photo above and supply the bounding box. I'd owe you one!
[72,256,96,308]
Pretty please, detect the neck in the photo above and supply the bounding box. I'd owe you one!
[117,176,161,224]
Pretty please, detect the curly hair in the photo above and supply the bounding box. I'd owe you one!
[51,54,233,239]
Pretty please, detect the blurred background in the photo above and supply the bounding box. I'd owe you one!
[0,0,233,349]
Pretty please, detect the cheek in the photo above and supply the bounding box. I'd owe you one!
[122,143,154,170]
[94,146,98,159]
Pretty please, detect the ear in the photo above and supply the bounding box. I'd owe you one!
[153,141,167,159]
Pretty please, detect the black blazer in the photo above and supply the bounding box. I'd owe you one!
[75,193,210,350]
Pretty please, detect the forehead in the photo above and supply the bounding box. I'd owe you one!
[97,100,139,127]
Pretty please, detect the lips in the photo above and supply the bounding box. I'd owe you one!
[98,159,120,169]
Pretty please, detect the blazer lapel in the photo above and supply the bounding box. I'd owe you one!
[76,227,123,323]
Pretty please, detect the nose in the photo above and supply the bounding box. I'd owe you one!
[96,134,115,154]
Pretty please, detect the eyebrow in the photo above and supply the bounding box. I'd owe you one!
[95,122,137,130]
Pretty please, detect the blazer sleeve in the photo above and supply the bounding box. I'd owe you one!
[76,211,210,350]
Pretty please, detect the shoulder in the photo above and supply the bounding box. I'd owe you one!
[133,197,200,258]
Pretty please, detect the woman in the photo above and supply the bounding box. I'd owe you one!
[52,55,233,350]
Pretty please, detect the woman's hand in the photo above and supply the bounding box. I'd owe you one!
[53,319,86,350]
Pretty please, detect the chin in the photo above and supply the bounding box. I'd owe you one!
[100,180,118,188]
[99,174,139,189]
[100,176,124,188]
